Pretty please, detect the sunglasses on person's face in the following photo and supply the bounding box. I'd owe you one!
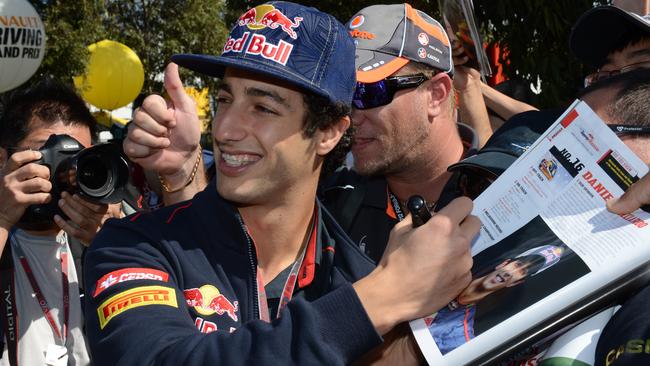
[584,60,650,87]
[608,124,650,138]
[352,74,430,110]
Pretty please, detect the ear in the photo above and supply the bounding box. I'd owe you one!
[315,116,351,156]
[424,73,453,119]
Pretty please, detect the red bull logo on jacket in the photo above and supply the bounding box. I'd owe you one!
[184,285,239,322]
[236,5,303,39]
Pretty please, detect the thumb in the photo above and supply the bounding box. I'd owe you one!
[164,63,194,112]
[607,174,650,214]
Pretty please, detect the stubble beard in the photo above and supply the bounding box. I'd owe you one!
[353,123,430,177]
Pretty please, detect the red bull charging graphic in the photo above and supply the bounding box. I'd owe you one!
[184,285,239,322]
[237,5,303,39]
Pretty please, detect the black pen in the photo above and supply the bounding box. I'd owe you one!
[407,195,432,228]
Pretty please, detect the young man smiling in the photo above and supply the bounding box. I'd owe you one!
[85,2,478,365]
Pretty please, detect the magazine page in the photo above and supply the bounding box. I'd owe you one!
[410,100,650,365]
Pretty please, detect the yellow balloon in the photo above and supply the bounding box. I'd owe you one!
[73,40,144,110]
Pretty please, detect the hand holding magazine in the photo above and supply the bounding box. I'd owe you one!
[411,100,650,365]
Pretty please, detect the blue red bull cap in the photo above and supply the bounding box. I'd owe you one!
[172,1,356,105]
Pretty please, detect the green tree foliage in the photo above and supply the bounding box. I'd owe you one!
[102,0,229,94]
[473,0,610,108]
[226,0,610,108]
[30,0,105,84]
[13,0,228,95]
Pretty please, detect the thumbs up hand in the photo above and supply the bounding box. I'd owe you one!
[124,63,202,176]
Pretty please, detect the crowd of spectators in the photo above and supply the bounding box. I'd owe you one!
[0,2,648,365]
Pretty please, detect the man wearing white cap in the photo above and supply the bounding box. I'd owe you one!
[322,3,479,263]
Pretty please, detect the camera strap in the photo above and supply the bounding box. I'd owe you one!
[13,239,70,345]
[0,229,18,366]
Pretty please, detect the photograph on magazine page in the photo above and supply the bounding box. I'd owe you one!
[424,215,591,355]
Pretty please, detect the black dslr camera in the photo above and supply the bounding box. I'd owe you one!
[19,134,136,229]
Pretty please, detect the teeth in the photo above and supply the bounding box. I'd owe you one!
[221,153,259,167]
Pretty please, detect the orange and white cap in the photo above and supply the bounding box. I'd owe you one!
[346,3,453,83]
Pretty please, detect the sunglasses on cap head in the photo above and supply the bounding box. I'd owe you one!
[584,60,650,87]
[353,73,430,110]
[608,124,650,137]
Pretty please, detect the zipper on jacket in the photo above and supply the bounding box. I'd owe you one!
[237,214,260,320]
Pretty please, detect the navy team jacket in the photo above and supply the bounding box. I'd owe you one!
[84,183,381,365]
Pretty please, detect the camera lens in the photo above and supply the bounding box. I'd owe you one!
[76,153,116,200]
[78,155,110,191]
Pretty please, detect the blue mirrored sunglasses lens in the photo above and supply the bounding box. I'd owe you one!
[353,81,392,109]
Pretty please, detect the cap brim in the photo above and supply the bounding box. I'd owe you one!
[570,6,650,67]
[172,54,332,101]
[355,49,410,83]
[448,150,518,177]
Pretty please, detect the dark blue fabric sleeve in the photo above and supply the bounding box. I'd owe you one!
[84,221,382,365]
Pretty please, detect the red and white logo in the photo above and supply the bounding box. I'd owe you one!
[184,285,239,322]
[417,47,427,59]
[418,33,429,46]
[93,268,169,298]
[223,32,293,66]
[349,15,364,29]
[236,5,303,39]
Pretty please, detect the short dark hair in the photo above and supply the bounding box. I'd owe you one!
[598,33,650,68]
[513,254,546,278]
[301,93,353,178]
[0,78,97,148]
[579,68,650,127]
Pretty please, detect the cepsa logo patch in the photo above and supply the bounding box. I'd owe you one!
[97,286,177,329]
[237,5,303,39]
[93,268,169,297]
[184,285,239,322]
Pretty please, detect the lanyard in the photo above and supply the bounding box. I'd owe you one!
[254,209,318,322]
[387,188,406,222]
[13,236,70,344]
[387,187,436,222]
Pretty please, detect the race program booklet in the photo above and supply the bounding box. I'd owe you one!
[411,100,650,365]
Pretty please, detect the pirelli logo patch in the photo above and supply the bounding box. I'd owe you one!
[97,285,177,329]
[93,268,170,297]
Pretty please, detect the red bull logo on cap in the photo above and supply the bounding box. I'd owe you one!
[223,32,294,66]
[183,285,239,322]
[236,4,303,39]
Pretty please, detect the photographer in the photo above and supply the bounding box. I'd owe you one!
[0,79,121,365]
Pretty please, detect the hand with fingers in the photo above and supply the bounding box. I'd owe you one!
[124,63,202,183]
[54,192,123,246]
[354,197,480,335]
[608,173,650,215]
[0,150,52,231]
[452,40,481,92]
